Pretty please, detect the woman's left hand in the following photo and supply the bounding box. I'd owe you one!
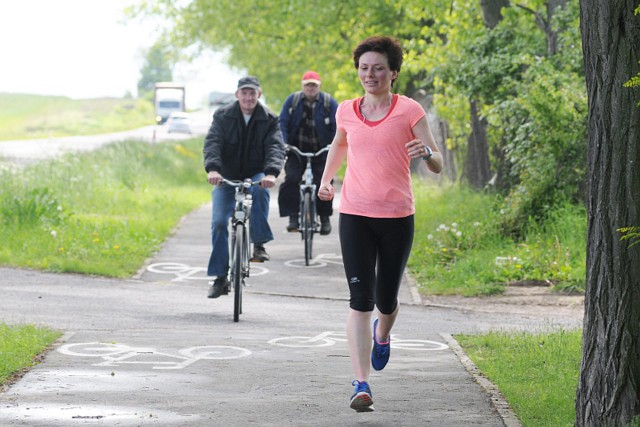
[405,139,428,159]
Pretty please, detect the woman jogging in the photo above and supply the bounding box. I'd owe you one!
[318,35,443,412]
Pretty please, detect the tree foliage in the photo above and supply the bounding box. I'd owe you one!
[129,0,587,237]
[137,42,174,98]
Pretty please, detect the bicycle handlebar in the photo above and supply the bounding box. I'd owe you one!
[286,145,331,158]
[221,178,262,189]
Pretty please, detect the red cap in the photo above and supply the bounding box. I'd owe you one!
[301,71,321,85]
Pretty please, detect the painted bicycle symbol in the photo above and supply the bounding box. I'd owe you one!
[57,342,252,369]
[268,331,448,351]
[146,262,268,282]
[284,253,344,269]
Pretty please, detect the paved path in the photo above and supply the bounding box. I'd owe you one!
[0,190,583,426]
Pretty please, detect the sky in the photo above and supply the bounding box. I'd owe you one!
[0,0,243,109]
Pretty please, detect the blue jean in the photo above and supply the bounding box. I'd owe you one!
[207,173,274,277]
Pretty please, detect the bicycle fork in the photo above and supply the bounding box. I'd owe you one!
[298,185,318,231]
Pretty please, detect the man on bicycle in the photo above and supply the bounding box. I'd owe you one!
[278,71,338,235]
[204,76,285,299]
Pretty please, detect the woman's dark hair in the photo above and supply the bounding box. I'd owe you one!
[353,36,404,76]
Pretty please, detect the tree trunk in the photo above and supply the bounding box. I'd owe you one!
[480,0,510,29]
[464,99,491,189]
[412,90,456,183]
[516,0,568,56]
[546,0,568,55]
[575,2,640,426]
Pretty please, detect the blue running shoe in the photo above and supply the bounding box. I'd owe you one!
[350,380,374,412]
[371,318,390,371]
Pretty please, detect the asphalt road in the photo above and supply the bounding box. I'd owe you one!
[0,121,583,426]
[0,110,213,168]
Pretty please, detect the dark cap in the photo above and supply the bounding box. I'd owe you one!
[237,76,261,91]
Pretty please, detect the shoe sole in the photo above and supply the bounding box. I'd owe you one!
[250,257,269,262]
[350,393,374,412]
[207,289,229,299]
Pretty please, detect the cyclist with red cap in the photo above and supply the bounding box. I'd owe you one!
[278,71,339,235]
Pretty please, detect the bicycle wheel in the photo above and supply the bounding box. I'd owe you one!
[233,224,244,322]
[303,191,314,266]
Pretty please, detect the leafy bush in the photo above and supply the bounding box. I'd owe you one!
[0,188,69,226]
[411,183,586,296]
[490,57,587,237]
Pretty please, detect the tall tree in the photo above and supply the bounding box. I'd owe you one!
[137,42,174,97]
[461,0,509,189]
[575,2,640,426]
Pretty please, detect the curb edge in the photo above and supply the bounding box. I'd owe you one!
[440,332,523,427]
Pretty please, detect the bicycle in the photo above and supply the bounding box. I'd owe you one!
[221,178,260,322]
[286,144,331,266]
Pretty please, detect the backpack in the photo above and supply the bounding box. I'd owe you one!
[289,91,332,125]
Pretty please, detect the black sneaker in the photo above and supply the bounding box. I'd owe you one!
[320,216,331,235]
[251,243,270,262]
[286,215,299,232]
[207,276,230,298]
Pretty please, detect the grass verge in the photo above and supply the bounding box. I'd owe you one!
[0,323,61,386]
[457,329,582,427]
[0,93,154,141]
[0,138,210,277]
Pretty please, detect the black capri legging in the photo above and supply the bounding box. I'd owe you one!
[339,213,414,314]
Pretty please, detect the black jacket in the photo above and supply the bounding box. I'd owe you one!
[203,101,284,180]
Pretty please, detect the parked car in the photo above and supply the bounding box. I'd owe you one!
[166,112,192,134]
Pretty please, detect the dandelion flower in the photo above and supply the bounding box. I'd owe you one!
[50,230,57,238]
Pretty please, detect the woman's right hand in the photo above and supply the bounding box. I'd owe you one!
[318,183,335,201]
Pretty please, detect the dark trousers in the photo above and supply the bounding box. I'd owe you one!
[339,213,414,314]
[278,154,333,217]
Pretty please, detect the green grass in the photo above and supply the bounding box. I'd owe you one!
[0,93,154,141]
[0,138,210,277]
[457,329,582,427]
[0,323,61,384]
[410,181,586,296]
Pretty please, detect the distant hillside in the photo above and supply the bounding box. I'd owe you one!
[0,93,154,141]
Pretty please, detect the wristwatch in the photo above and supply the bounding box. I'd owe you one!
[422,146,433,161]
